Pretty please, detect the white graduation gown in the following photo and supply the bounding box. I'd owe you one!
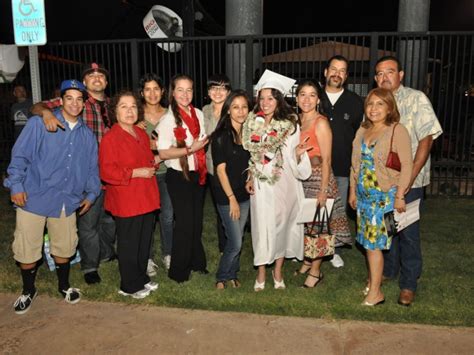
[250,126,311,266]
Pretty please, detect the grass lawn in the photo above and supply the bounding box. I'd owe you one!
[1,187,473,327]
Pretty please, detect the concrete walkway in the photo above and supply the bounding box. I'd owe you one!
[1,293,473,354]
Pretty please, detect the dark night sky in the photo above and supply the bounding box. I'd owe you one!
[0,0,473,44]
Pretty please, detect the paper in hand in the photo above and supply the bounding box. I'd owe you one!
[394,198,421,232]
[297,198,335,224]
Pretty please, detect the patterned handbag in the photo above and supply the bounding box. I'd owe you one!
[304,204,335,259]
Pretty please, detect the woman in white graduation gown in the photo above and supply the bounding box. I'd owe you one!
[243,70,311,291]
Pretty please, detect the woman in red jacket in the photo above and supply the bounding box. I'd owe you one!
[99,90,160,299]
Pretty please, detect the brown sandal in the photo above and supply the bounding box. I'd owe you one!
[215,281,226,290]
[293,261,312,276]
[302,272,323,288]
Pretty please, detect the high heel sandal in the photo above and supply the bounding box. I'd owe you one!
[272,270,286,289]
[302,272,324,288]
[293,261,312,277]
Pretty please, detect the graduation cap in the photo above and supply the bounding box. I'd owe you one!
[255,69,296,96]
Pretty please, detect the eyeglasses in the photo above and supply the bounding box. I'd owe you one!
[209,86,228,93]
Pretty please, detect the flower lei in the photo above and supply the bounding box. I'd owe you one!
[242,111,294,185]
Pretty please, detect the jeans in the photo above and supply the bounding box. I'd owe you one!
[383,187,424,291]
[215,200,250,282]
[148,173,173,259]
[77,190,116,273]
[335,176,349,212]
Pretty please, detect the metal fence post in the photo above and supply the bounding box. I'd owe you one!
[368,32,379,87]
[130,39,140,90]
[245,36,254,98]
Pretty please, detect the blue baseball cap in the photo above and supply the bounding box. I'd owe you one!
[60,79,87,96]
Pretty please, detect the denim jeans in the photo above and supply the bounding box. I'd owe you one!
[77,190,116,273]
[335,176,349,212]
[383,187,424,291]
[149,173,173,259]
[215,200,250,282]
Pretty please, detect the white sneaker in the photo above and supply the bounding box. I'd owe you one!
[162,255,171,270]
[118,288,150,299]
[147,259,158,277]
[330,254,344,268]
[144,281,159,291]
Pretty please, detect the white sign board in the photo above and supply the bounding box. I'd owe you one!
[12,0,47,46]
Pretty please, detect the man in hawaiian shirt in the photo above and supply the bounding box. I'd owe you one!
[375,55,443,306]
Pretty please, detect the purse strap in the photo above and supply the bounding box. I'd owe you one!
[318,206,332,235]
[308,204,321,235]
[389,123,398,151]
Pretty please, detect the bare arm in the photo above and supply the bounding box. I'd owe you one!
[315,117,332,207]
[158,138,209,160]
[30,102,65,131]
[216,163,240,220]
[405,135,433,193]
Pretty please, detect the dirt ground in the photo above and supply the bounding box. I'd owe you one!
[1,293,473,354]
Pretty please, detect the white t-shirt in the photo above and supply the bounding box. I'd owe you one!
[326,89,344,106]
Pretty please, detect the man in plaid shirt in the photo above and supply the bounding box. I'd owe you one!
[31,63,116,285]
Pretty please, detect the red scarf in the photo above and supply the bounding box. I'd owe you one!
[178,105,207,185]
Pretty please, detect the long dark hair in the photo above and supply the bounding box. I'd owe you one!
[109,89,143,125]
[169,74,194,180]
[138,73,168,107]
[212,90,251,144]
[295,79,327,117]
[254,88,297,134]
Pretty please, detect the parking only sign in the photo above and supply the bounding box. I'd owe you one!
[12,0,47,46]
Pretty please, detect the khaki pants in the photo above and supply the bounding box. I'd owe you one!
[13,208,78,264]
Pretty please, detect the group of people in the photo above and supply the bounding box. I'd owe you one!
[4,54,442,314]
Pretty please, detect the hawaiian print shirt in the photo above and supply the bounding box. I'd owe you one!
[394,85,443,187]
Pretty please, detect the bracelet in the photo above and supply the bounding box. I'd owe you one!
[396,196,405,200]
[227,193,234,198]
[321,188,329,193]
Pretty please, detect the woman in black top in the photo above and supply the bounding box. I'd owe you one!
[211,90,251,289]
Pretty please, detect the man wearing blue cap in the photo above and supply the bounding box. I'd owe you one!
[31,63,116,285]
[4,80,101,314]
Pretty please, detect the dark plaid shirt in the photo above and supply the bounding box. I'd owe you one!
[45,95,110,144]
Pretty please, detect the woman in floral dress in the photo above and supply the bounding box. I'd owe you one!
[243,71,311,291]
[349,88,413,306]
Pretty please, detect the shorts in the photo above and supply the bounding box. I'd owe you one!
[12,208,78,264]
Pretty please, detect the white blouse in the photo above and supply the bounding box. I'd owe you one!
[156,108,206,172]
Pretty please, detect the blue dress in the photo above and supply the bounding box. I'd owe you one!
[355,141,396,250]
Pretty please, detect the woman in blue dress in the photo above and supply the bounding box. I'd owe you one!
[349,88,413,306]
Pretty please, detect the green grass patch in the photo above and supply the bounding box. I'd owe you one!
[1,187,473,326]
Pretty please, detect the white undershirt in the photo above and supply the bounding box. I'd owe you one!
[66,120,79,130]
[326,89,344,106]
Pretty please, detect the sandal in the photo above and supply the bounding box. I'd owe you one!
[228,279,241,288]
[215,281,226,290]
[302,272,324,288]
[293,261,312,277]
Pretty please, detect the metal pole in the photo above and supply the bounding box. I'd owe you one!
[28,45,42,103]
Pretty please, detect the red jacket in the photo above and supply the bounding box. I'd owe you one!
[99,124,160,217]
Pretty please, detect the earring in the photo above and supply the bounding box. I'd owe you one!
[316,103,320,112]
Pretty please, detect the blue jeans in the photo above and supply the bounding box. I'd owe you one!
[383,187,424,291]
[215,200,250,282]
[149,173,173,259]
[77,190,116,273]
[335,176,349,212]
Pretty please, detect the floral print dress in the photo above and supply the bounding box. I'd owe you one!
[356,141,396,250]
